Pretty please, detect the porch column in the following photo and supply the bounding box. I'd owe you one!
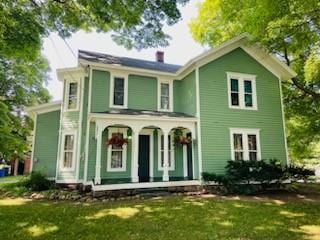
[131,128,139,183]
[162,130,169,181]
[94,124,102,185]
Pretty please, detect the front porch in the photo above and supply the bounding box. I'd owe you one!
[90,111,199,190]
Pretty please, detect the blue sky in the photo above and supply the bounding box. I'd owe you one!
[42,0,205,100]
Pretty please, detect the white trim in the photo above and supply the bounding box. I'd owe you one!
[227,72,257,110]
[157,78,173,112]
[107,128,127,172]
[157,131,175,171]
[84,67,93,182]
[26,101,61,116]
[229,128,261,161]
[195,66,203,178]
[56,67,85,81]
[76,76,85,181]
[278,77,290,165]
[139,129,154,180]
[64,78,80,112]
[90,113,197,123]
[109,72,128,109]
[55,179,83,184]
[30,114,37,172]
[92,180,200,191]
[59,130,78,172]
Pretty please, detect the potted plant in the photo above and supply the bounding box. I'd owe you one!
[173,128,192,147]
[106,133,129,147]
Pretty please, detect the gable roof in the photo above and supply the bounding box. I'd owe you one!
[78,50,181,74]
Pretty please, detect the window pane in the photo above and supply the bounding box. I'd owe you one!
[245,94,253,107]
[249,152,257,161]
[64,135,74,150]
[111,133,123,149]
[231,93,239,106]
[233,134,243,150]
[69,82,78,95]
[248,135,257,150]
[68,82,78,109]
[161,83,169,96]
[111,151,122,168]
[113,77,124,105]
[161,96,169,109]
[63,152,73,168]
[244,80,252,93]
[231,79,238,92]
[235,152,243,161]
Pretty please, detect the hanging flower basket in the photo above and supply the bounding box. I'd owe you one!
[174,129,192,147]
[106,134,129,147]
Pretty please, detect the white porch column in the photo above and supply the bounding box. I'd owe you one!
[162,129,169,182]
[94,123,102,185]
[131,127,140,183]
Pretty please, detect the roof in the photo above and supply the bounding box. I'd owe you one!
[25,101,61,116]
[78,50,181,74]
[94,109,194,118]
[74,34,297,80]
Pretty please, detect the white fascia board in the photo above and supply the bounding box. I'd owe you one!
[56,67,87,81]
[26,101,61,116]
[89,113,198,123]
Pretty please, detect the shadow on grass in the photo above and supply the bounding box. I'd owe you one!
[0,197,320,240]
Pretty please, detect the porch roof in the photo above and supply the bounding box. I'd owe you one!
[94,109,195,118]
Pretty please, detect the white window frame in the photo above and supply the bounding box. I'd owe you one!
[107,128,127,172]
[109,73,128,109]
[157,78,173,112]
[158,131,175,171]
[227,72,257,110]
[229,128,261,161]
[64,79,80,111]
[60,130,77,172]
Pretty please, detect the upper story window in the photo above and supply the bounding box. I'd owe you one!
[158,79,173,111]
[110,74,128,108]
[65,81,79,111]
[230,128,261,161]
[227,72,257,110]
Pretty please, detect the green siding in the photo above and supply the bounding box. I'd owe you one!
[128,75,157,110]
[79,76,89,180]
[174,71,197,116]
[87,122,97,181]
[199,48,287,174]
[33,110,60,178]
[91,70,110,112]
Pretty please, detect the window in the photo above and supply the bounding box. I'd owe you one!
[158,79,172,111]
[110,74,128,108]
[61,133,76,170]
[158,133,175,170]
[65,81,79,110]
[107,128,127,171]
[230,128,261,161]
[227,72,257,110]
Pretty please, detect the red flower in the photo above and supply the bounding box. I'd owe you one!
[106,134,129,147]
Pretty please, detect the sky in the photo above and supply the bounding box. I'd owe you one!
[41,0,205,101]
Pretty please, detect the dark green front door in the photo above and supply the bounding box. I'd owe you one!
[138,135,150,182]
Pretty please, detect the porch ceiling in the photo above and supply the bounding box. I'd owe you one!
[93,109,194,118]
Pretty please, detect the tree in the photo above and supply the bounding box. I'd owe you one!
[0,0,189,158]
[190,0,320,161]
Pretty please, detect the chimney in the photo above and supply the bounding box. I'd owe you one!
[156,51,164,63]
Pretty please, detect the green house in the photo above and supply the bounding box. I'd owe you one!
[27,35,296,191]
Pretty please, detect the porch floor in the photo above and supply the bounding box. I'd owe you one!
[100,177,192,185]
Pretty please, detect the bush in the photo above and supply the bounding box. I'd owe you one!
[21,172,52,191]
[202,159,314,194]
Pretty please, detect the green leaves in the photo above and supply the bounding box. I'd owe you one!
[190,0,320,161]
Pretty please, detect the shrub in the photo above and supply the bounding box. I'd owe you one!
[21,172,52,191]
[202,159,314,194]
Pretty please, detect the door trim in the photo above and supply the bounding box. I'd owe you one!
[139,129,154,181]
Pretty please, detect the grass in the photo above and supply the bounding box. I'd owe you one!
[0,196,320,240]
[0,175,25,184]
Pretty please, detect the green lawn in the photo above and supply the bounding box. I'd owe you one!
[0,175,25,184]
[0,196,320,240]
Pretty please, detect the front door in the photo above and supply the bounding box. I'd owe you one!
[138,135,150,182]
[187,133,193,180]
